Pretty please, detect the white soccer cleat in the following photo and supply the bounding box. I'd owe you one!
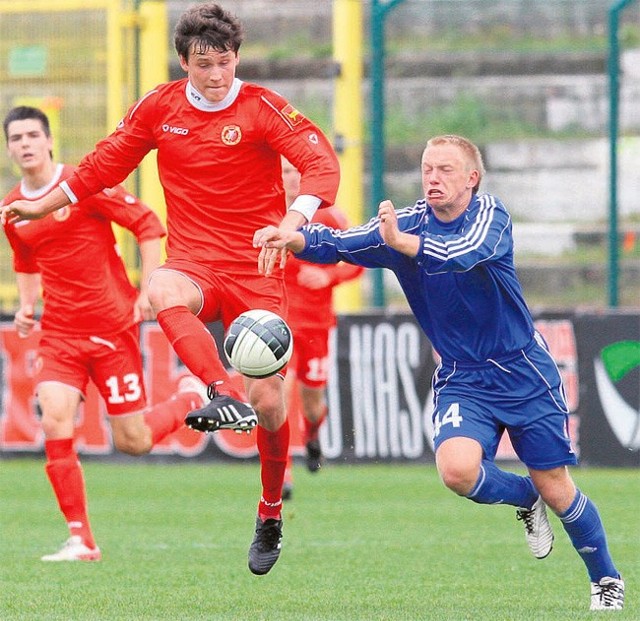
[177,374,209,409]
[516,496,554,559]
[41,536,101,562]
[590,576,625,610]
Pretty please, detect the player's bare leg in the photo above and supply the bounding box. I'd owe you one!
[109,374,208,454]
[149,269,257,433]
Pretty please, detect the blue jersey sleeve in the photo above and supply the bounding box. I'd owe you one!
[296,202,428,269]
[297,217,388,268]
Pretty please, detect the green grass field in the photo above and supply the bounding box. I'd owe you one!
[0,459,637,621]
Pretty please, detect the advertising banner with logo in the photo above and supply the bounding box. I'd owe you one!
[574,312,640,467]
[0,312,637,467]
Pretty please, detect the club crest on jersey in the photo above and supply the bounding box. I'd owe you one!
[280,104,304,127]
[221,125,242,145]
[53,206,71,222]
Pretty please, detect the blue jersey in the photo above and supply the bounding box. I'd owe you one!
[297,193,535,364]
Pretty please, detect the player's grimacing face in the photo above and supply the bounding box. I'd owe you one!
[180,47,239,103]
[421,143,478,215]
[6,119,52,172]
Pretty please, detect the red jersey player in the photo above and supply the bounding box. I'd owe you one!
[280,159,363,499]
[0,4,340,575]
[2,105,210,562]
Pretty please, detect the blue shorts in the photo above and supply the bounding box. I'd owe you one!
[431,336,577,470]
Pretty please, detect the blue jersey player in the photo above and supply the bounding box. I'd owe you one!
[254,134,624,611]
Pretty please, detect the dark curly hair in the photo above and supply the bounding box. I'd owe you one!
[174,3,244,61]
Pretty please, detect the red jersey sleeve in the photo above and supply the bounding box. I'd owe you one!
[86,185,166,243]
[64,89,160,201]
[256,88,340,209]
[321,262,365,288]
[308,207,364,285]
[2,190,39,273]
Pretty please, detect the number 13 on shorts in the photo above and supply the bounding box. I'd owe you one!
[433,403,463,438]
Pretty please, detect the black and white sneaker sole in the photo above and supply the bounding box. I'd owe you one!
[186,415,257,434]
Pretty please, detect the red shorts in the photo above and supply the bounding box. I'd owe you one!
[160,259,288,329]
[289,326,331,389]
[35,325,147,416]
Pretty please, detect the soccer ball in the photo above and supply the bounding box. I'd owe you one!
[223,309,293,378]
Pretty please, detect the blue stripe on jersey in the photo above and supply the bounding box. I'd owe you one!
[419,194,511,272]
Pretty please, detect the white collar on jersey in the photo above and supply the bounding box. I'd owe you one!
[185,78,243,112]
[20,163,64,199]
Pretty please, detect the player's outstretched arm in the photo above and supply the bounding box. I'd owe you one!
[134,238,162,322]
[1,187,70,225]
[14,272,41,338]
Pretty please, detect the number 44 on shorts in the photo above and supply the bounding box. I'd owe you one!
[433,403,463,437]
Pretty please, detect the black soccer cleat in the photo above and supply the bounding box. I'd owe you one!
[248,516,283,575]
[184,383,257,435]
[305,439,323,473]
[282,481,293,501]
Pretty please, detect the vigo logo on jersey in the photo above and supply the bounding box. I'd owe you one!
[161,124,189,135]
[52,206,71,222]
[221,125,242,145]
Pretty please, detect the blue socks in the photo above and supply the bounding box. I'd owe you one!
[466,460,539,508]
[466,464,618,582]
[558,489,619,582]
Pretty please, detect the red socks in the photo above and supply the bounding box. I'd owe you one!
[303,406,327,443]
[143,392,201,445]
[44,438,96,549]
[257,419,290,520]
[157,306,242,399]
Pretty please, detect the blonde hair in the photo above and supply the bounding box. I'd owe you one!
[426,134,485,193]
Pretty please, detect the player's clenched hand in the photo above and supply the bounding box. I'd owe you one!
[14,305,37,338]
[378,200,399,243]
[378,199,420,257]
[133,292,156,323]
[1,199,48,225]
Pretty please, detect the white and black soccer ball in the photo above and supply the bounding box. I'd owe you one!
[223,309,293,379]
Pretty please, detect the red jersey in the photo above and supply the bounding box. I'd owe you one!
[285,206,363,331]
[2,164,166,336]
[62,78,340,275]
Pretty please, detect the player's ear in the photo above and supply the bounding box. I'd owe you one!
[468,169,480,190]
[178,55,189,73]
